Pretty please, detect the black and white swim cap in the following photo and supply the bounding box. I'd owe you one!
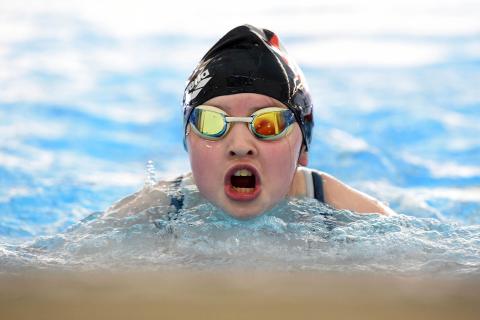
[183,24,314,150]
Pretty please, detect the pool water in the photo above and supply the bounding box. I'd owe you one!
[1,0,479,275]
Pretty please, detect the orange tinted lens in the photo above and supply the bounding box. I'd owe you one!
[253,111,286,136]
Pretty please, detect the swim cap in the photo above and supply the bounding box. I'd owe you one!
[183,24,314,150]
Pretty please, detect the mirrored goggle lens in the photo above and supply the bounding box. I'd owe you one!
[252,110,294,138]
[190,108,226,137]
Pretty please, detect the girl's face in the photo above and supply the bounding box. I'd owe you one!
[187,93,307,219]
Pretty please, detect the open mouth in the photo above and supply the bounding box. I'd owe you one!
[231,169,256,192]
[224,165,261,201]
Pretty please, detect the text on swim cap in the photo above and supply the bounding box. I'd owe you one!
[186,69,212,101]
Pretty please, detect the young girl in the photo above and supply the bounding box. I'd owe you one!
[106,25,395,219]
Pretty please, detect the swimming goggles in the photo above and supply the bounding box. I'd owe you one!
[187,105,296,141]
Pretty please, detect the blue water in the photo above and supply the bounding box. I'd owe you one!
[1,3,479,274]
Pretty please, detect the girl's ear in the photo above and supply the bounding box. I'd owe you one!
[298,146,308,166]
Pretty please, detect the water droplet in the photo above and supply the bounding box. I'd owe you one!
[144,160,157,188]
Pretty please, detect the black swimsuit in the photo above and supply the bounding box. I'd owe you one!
[311,170,325,203]
[167,175,185,220]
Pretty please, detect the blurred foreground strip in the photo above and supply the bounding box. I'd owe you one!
[1,271,479,320]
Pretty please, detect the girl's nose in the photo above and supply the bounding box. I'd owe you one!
[225,123,258,158]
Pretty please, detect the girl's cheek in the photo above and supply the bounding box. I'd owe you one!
[188,136,224,181]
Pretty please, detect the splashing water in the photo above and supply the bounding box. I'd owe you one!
[1,183,479,276]
[144,160,157,189]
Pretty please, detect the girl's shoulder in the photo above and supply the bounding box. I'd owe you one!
[103,172,197,218]
[295,167,395,216]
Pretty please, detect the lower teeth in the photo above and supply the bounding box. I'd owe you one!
[233,187,254,193]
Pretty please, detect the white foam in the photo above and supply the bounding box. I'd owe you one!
[4,0,479,37]
[445,138,480,152]
[291,39,448,67]
[0,187,35,203]
[323,128,371,153]
[402,153,480,178]
[436,111,480,130]
[156,157,191,181]
[80,102,175,125]
[2,0,480,38]
[416,187,480,202]
[1,0,479,108]
[77,170,143,188]
[0,141,142,188]
[0,149,54,172]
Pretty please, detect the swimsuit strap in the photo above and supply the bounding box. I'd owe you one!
[311,171,325,203]
[300,167,325,203]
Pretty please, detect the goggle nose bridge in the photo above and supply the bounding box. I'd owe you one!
[225,116,254,123]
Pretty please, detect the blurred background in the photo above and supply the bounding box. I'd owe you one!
[1,0,479,241]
